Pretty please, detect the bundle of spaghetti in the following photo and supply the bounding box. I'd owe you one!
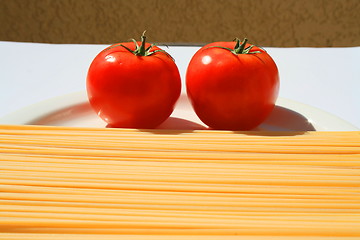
[0,124,359,240]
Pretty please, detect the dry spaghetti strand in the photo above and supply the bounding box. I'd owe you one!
[0,125,359,239]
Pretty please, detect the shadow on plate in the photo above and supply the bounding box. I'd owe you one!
[137,117,208,135]
[28,101,315,134]
[140,105,315,135]
[107,117,207,135]
[257,105,316,131]
[242,105,316,136]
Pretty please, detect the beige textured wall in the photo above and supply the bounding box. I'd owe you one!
[0,0,359,47]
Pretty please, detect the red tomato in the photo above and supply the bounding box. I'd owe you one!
[186,38,280,130]
[86,33,181,128]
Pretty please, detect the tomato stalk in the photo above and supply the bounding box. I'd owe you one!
[234,38,248,54]
[120,31,172,59]
[133,31,148,56]
[207,38,261,55]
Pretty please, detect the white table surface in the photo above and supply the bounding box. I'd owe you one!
[0,41,359,130]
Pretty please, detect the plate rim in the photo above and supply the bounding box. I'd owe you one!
[0,91,358,131]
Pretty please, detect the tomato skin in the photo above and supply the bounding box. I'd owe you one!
[86,42,181,128]
[186,41,279,130]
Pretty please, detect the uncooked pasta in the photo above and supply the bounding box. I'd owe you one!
[0,125,359,239]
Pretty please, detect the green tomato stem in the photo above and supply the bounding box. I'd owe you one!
[119,31,174,60]
[240,38,248,53]
[137,31,147,56]
[206,38,261,55]
[234,38,248,54]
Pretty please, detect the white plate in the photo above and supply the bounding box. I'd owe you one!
[0,92,358,131]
